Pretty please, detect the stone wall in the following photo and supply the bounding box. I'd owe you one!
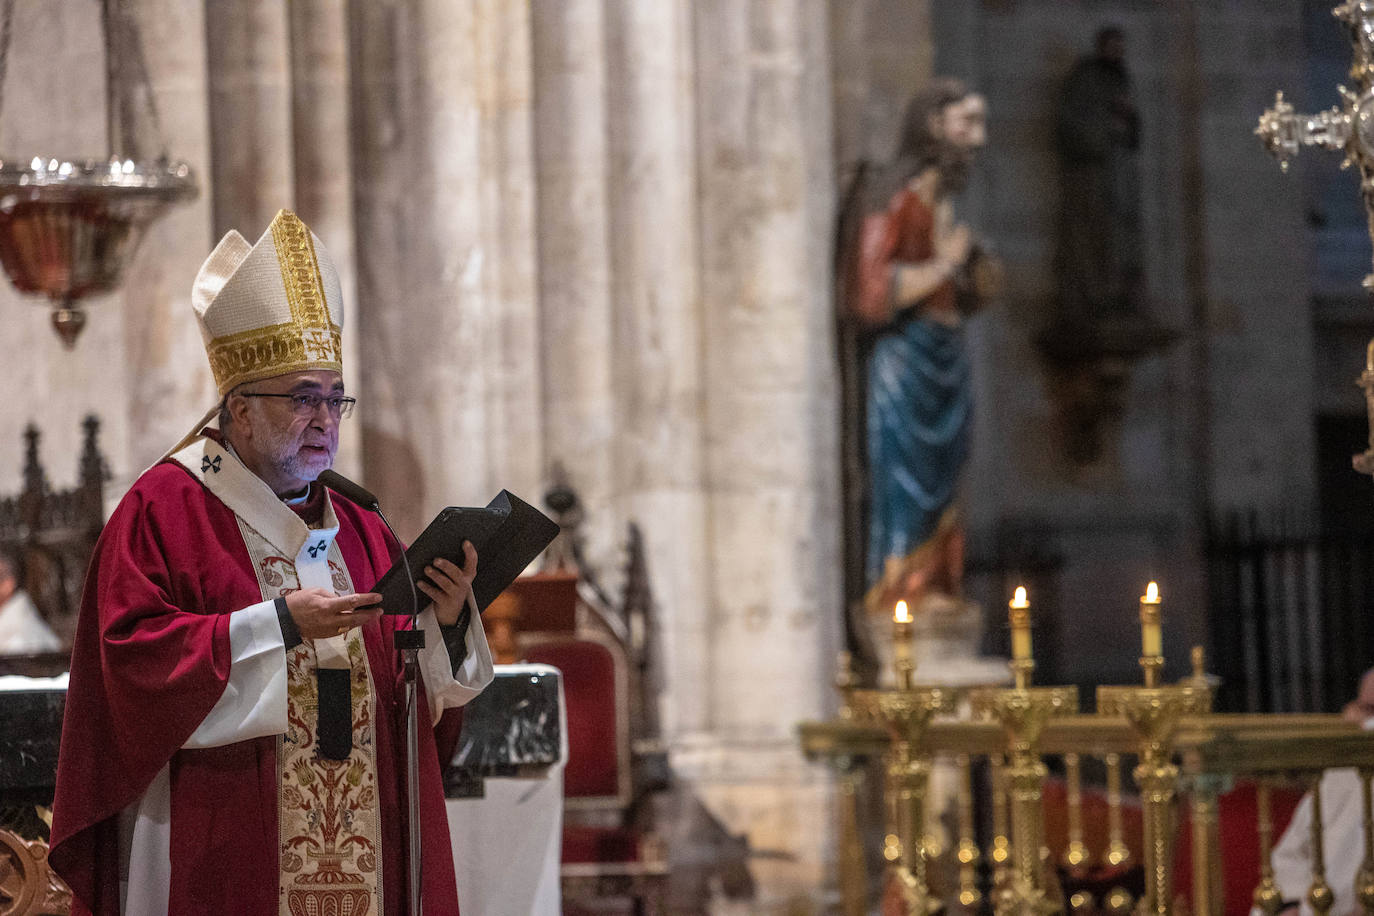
[933,1,1315,685]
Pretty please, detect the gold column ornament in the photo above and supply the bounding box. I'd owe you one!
[955,753,981,908]
[1184,773,1228,916]
[1182,648,1222,916]
[1065,752,1090,870]
[833,652,869,916]
[991,753,1013,894]
[1105,752,1131,869]
[797,655,891,916]
[1308,776,1336,916]
[1358,769,1374,916]
[1254,780,1285,916]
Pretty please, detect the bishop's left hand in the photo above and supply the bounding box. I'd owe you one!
[417,542,477,626]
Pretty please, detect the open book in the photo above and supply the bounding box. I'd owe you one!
[371,490,559,616]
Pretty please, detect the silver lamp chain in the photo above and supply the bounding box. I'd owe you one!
[104,0,167,161]
[0,0,17,146]
[0,0,165,160]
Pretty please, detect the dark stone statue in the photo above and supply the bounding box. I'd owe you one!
[1054,26,1143,322]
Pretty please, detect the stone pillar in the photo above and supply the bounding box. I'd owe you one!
[689,0,842,904]
[119,0,217,478]
[830,0,935,172]
[288,0,360,477]
[530,0,617,573]
[352,0,541,536]
[603,0,714,740]
[204,0,294,238]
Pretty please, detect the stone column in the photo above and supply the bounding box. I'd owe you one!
[204,0,294,238]
[288,0,360,476]
[830,0,935,170]
[602,0,715,741]
[352,0,541,536]
[689,0,842,904]
[119,0,217,478]
[530,0,618,573]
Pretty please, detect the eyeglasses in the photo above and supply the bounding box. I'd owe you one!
[239,392,358,419]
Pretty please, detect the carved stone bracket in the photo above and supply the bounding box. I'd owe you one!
[1034,315,1178,467]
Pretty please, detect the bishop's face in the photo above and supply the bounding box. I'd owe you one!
[228,369,343,496]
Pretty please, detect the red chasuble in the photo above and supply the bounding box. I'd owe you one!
[49,461,463,915]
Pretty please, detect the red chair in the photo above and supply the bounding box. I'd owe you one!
[525,634,667,913]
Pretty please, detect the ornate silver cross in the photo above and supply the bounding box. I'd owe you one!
[1258,1,1374,473]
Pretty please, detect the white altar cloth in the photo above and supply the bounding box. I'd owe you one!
[448,662,567,916]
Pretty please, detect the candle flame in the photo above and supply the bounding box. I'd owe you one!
[1010,586,1029,609]
[894,600,911,623]
[1144,581,1160,603]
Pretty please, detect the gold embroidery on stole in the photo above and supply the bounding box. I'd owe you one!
[235,518,384,916]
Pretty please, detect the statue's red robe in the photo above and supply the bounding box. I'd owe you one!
[49,461,463,915]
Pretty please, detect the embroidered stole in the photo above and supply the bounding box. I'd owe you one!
[173,437,384,916]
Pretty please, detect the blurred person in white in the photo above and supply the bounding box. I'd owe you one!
[0,544,60,654]
[1267,668,1374,916]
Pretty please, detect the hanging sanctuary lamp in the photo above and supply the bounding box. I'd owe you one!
[0,0,196,347]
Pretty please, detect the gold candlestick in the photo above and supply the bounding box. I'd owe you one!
[972,684,1077,916]
[975,595,1076,916]
[1099,597,1211,916]
[851,685,949,916]
[1099,581,1212,916]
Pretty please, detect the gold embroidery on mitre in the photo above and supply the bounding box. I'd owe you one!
[206,322,344,394]
[270,210,340,363]
[204,210,344,394]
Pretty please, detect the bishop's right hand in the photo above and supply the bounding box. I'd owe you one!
[286,587,383,640]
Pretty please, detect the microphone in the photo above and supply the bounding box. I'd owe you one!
[316,469,418,621]
[317,469,380,512]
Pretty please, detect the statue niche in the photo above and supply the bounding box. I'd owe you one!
[1038,26,1174,467]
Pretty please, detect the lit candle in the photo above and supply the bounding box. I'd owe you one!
[892,600,913,689]
[1140,581,1162,658]
[1009,586,1031,661]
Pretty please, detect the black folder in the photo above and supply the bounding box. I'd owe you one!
[372,490,559,616]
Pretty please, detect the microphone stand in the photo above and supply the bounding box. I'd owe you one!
[319,471,425,915]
